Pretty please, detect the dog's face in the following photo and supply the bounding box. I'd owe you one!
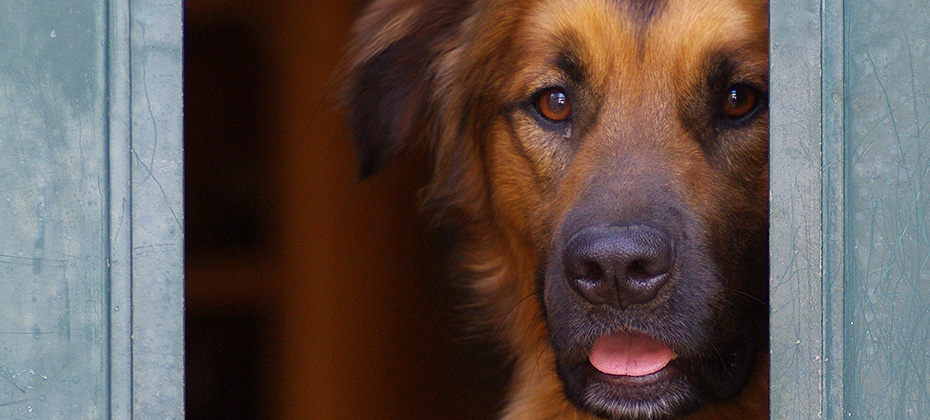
[343,0,769,418]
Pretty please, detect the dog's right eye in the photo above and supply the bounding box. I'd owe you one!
[720,84,762,121]
[534,87,572,122]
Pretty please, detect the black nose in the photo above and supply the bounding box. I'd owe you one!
[563,225,674,308]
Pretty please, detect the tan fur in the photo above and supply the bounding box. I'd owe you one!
[341,0,770,418]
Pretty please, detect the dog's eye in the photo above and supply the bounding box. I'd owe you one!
[535,87,572,122]
[721,84,761,120]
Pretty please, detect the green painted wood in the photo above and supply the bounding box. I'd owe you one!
[0,2,110,417]
[772,0,930,417]
[0,0,183,418]
[821,0,846,418]
[127,1,184,417]
[844,1,930,418]
[769,0,825,416]
[108,1,134,416]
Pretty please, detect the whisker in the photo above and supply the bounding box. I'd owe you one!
[494,292,539,338]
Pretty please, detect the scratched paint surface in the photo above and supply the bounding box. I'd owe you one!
[845,2,930,417]
[127,1,185,417]
[0,1,108,417]
[768,0,824,416]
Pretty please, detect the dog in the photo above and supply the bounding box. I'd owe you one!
[340,0,769,418]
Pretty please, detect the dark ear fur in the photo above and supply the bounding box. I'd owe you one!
[342,0,470,179]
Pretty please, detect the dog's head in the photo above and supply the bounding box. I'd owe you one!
[342,0,769,418]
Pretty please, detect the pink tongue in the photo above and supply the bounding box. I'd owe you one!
[589,331,676,377]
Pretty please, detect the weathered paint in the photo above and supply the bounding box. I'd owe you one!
[0,2,109,417]
[844,1,930,417]
[772,0,930,417]
[769,0,824,416]
[0,0,182,418]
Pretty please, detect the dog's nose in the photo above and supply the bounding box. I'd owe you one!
[563,225,674,308]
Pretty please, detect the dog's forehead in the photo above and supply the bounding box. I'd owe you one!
[512,0,768,85]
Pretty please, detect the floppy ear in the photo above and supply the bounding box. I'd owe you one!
[341,0,469,179]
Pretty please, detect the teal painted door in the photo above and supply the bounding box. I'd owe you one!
[0,1,183,418]
[771,0,930,417]
[844,1,930,417]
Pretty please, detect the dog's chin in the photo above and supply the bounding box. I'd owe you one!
[558,360,699,420]
[554,334,757,420]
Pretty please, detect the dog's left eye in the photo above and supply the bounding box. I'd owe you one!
[721,84,761,120]
[534,87,572,122]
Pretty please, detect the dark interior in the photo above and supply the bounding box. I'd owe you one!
[184,1,509,418]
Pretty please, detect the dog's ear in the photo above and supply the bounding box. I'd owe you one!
[341,0,469,179]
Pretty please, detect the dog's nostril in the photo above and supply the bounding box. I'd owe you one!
[565,255,614,305]
[627,260,650,282]
[563,225,674,308]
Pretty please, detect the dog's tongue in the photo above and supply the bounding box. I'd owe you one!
[589,331,675,377]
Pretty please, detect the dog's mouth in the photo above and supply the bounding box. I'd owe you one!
[559,329,696,419]
[588,330,677,377]
[556,326,759,420]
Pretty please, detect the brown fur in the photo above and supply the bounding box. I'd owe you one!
[341,0,769,418]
